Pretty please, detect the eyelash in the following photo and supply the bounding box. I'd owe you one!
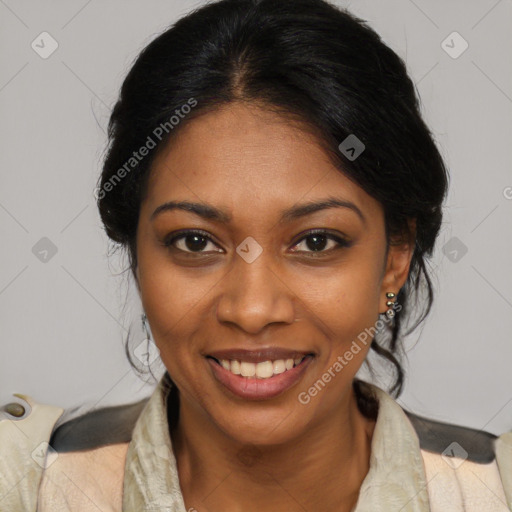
[162,228,351,256]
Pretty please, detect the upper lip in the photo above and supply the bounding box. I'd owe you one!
[206,348,314,363]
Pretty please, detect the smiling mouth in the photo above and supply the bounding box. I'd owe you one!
[206,355,313,379]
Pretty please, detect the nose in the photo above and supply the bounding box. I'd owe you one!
[216,253,295,334]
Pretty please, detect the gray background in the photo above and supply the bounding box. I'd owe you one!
[1,0,511,435]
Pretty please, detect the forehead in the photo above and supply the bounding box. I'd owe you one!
[143,103,379,221]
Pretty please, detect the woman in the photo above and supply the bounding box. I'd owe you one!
[1,0,510,510]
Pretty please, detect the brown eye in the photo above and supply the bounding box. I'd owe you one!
[164,230,222,254]
[291,230,351,254]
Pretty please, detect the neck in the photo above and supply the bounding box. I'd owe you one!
[172,385,376,512]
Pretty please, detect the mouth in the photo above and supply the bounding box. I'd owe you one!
[206,354,310,379]
[205,350,315,400]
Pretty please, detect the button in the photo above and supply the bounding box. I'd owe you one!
[4,403,26,417]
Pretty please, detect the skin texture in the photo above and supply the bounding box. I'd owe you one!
[135,102,415,512]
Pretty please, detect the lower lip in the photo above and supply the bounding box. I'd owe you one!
[207,356,313,400]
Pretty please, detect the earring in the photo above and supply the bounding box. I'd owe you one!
[385,292,396,319]
[141,312,151,341]
[134,312,160,367]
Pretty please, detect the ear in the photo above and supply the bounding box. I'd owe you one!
[379,219,416,314]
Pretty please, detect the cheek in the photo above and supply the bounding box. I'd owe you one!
[326,277,381,340]
[297,256,383,333]
[137,227,216,321]
[296,257,383,374]
[136,248,211,360]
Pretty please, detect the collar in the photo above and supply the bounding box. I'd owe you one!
[123,373,186,511]
[354,384,430,510]
[123,373,430,511]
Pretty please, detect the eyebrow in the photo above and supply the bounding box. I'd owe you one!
[150,196,366,225]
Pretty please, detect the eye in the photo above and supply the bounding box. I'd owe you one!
[163,228,351,256]
[163,229,222,254]
[290,229,351,255]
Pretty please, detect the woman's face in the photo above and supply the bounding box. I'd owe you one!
[136,102,412,445]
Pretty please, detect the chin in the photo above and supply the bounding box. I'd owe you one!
[211,402,308,447]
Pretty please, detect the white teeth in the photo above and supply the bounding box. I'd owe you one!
[240,361,256,377]
[255,361,274,379]
[273,360,286,374]
[231,360,241,375]
[216,356,307,379]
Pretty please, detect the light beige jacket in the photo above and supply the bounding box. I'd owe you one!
[1,374,511,511]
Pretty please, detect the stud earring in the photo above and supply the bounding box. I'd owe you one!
[385,292,396,319]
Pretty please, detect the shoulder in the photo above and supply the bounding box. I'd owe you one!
[0,393,64,511]
[0,392,149,511]
[38,440,130,511]
[37,396,149,511]
[403,410,511,511]
[363,382,511,509]
[49,396,148,452]
[403,409,497,463]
